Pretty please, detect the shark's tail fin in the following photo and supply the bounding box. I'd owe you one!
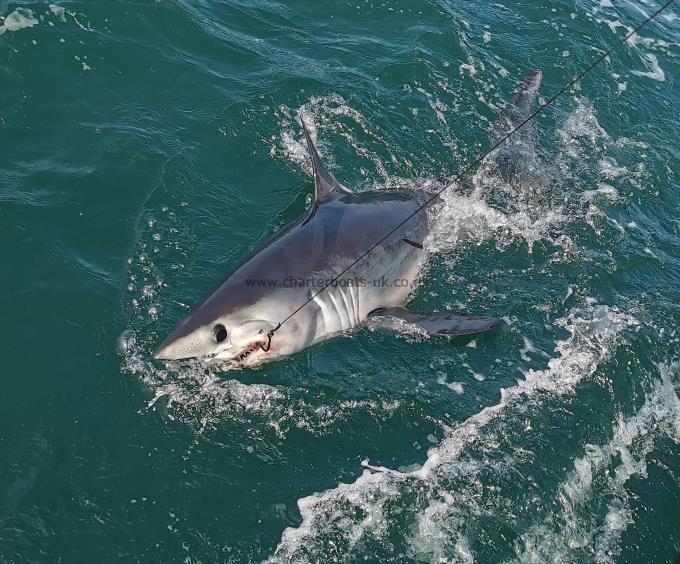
[493,68,542,138]
[510,68,542,120]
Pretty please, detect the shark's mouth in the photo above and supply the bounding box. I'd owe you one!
[163,341,263,366]
[230,340,267,366]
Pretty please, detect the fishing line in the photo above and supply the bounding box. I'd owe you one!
[264,0,674,344]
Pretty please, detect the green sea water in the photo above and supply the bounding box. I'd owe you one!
[1,0,679,562]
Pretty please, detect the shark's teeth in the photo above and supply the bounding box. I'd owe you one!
[234,342,262,364]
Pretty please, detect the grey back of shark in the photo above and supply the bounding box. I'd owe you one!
[153,71,545,369]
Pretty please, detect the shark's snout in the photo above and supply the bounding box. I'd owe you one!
[152,339,186,361]
[151,318,274,367]
[152,325,200,361]
[152,344,172,360]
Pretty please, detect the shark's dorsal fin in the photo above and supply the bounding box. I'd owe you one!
[300,120,352,203]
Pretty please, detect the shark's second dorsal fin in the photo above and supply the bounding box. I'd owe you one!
[300,120,352,203]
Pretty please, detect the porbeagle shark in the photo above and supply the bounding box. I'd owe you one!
[153,70,542,369]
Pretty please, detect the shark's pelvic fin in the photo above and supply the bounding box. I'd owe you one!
[300,120,352,203]
[368,307,503,336]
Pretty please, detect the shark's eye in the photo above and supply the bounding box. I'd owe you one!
[212,324,227,343]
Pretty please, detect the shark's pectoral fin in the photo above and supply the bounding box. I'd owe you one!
[368,307,503,336]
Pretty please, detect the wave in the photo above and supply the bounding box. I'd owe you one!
[514,362,680,563]
[267,304,639,562]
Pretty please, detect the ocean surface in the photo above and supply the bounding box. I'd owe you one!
[1,0,679,562]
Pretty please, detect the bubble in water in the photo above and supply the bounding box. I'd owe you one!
[142,285,155,299]
[148,305,160,320]
[117,330,137,354]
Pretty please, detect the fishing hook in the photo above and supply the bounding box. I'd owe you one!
[259,323,280,352]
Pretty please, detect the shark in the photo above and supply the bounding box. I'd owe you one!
[153,70,543,369]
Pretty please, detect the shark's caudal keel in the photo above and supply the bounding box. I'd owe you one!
[153,71,544,369]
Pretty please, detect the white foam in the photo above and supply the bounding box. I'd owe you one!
[464,362,486,381]
[267,305,637,561]
[590,6,669,82]
[437,372,464,394]
[631,53,666,81]
[558,99,608,159]
[0,8,38,35]
[273,95,389,179]
[459,62,477,77]
[122,335,403,437]
[519,336,548,362]
[514,363,680,563]
[583,183,621,204]
[49,5,67,22]
[410,498,475,564]
[416,87,449,126]
[426,189,568,255]
[124,345,286,425]
[599,157,628,179]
